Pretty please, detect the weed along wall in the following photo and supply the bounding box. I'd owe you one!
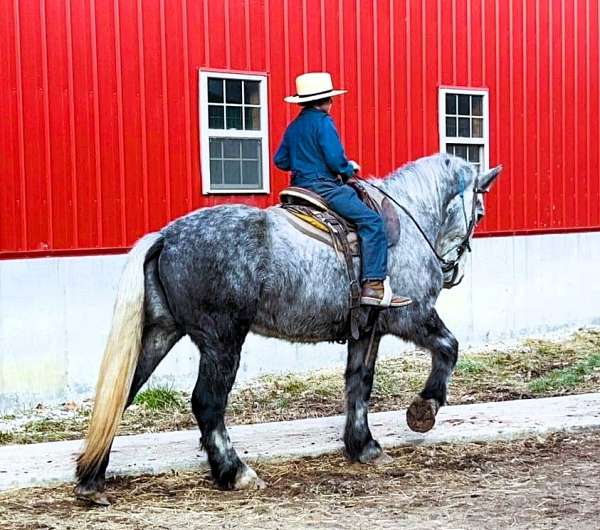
[2,230,600,411]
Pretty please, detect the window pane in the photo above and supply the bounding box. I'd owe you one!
[223,160,242,185]
[226,106,243,129]
[208,78,224,103]
[446,145,455,155]
[468,145,481,163]
[452,144,468,159]
[209,138,222,158]
[244,107,261,130]
[208,105,224,129]
[472,118,483,138]
[223,138,241,158]
[457,94,470,115]
[458,117,470,137]
[445,117,457,137]
[244,81,260,105]
[241,139,260,159]
[445,93,457,114]
[210,159,223,185]
[472,95,483,116]
[225,80,242,103]
[242,160,261,186]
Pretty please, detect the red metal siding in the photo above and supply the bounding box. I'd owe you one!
[1,0,599,257]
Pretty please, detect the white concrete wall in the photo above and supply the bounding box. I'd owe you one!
[1,231,599,411]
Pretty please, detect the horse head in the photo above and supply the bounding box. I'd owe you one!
[436,155,503,287]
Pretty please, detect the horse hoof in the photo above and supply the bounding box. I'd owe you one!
[234,465,266,490]
[406,396,440,433]
[74,485,111,506]
[356,439,387,464]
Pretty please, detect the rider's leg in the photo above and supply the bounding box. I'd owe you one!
[317,182,387,278]
[308,179,411,307]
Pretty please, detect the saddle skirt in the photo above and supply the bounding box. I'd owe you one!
[276,179,400,259]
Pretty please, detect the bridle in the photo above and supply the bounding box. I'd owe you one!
[362,173,487,289]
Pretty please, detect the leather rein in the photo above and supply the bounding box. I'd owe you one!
[361,175,486,289]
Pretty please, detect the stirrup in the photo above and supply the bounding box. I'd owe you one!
[360,277,412,308]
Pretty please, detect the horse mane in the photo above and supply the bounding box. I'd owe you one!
[376,153,463,215]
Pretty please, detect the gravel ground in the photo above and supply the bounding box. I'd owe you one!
[1,430,599,529]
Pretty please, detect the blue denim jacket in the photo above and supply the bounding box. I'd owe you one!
[273,108,354,181]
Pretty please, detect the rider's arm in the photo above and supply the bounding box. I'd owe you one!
[274,134,291,171]
[318,116,355,180]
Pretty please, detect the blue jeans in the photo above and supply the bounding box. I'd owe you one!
[292,174,387,281]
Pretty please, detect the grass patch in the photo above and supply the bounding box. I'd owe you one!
[528,354,600,393]
[455,357,487,375]
[0,418,88,445]
[133,385,185,411]
[1,329,599,446]
[0,431,15,444]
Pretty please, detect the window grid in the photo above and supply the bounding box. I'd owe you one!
[439,88,489,173]
[444,94,484,139]
[199,71,270,194]
[209,138,262,190]
[207,78,261,131]
[446,144,483,174]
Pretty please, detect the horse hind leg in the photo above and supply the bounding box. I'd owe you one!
[75,256,183,504]
[406,309,458,433]
[189,319,265,491]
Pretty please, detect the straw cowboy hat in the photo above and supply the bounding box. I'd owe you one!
[284,72,347,104]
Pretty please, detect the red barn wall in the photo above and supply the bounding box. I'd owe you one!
[1,0,599,258]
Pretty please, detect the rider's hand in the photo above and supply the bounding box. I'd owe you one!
[348,160,361,174]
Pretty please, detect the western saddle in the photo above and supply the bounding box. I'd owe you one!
[276,179,400,340]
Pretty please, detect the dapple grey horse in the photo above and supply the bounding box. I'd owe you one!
[75,153,501,504]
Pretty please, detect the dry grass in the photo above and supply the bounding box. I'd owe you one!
[2,329,599,445]
[1,431,599,529]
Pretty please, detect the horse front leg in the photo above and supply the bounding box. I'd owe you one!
[344,329,391,464]
[406,309,458,433]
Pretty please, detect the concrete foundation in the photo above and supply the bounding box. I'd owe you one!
[1,231,599,411]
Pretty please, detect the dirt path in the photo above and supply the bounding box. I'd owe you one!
[1,431,599,529]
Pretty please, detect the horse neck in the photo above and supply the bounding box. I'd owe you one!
[379,168,450,244]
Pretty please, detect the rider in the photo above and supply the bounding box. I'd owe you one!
[274,72,412,308]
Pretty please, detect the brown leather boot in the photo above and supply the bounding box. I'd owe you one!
[361,278,412,308]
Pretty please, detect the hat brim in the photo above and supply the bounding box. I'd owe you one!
[284,89,347,104]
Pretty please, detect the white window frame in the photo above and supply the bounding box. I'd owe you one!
[438,87,490,171]
[199,70,270,194]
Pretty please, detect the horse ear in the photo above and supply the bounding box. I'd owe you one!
[478,164,503,192]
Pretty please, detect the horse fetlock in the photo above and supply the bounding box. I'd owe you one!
[406,396,441,433]
[233,463,266,490]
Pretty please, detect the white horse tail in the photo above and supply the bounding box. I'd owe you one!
[77,232,163,478]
